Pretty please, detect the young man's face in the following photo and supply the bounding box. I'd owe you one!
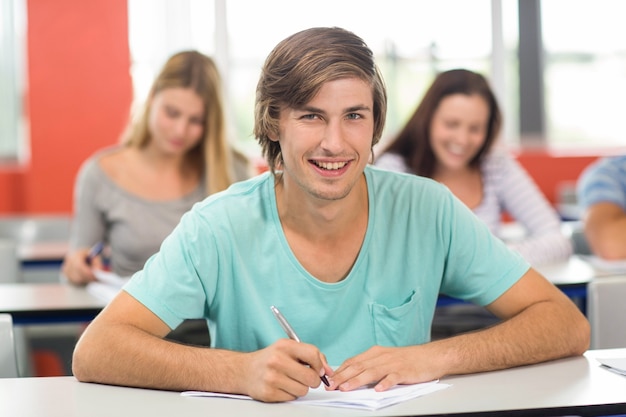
[271,77,375,202]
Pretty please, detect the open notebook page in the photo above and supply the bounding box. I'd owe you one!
[181,380,450,411]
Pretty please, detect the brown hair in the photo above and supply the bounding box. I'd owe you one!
[380,69,502,177]
[254,27,387,173]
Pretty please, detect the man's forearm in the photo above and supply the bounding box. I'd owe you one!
[427,298,589,377]
[72,322,245,394]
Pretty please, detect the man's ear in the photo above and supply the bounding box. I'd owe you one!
[268,130,279,142]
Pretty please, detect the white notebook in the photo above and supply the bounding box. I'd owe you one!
[181,380,450,411]
[598,357,626,377]
[86,270,131,302]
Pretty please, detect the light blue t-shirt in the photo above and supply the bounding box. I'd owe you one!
[577,155,626,211]
[124,166,529,365]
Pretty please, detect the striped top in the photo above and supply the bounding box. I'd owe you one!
[577,155,626,211]
[374,150,573,266]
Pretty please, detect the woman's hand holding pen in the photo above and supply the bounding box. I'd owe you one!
[61,243,105,285]
[241,339,333,402]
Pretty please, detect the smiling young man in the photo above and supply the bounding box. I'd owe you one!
[72,27,590,403]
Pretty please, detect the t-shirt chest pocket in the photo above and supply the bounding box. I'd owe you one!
[368,290,428,347]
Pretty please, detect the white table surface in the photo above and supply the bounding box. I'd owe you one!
[0,283,106,324]
[534,255,598,286]
[18,241,68,262]
[2,349,626,417]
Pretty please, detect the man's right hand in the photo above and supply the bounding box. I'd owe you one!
[241,339,333,402]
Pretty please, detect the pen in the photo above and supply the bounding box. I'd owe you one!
[270,305,330,387]
[86,241,104,265]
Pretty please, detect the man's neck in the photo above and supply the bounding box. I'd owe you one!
[274,174,369,283]
[275,174,368,241]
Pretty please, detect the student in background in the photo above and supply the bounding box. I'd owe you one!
[577,155,626,260]
[62,50,250,286]
[72,27,588,402]
[375,69,572,266]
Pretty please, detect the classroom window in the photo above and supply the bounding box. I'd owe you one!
[126,0,624,159]
[127,0,217,112]
[541,0,626,148]
[225,0,513,155]
[128,0,512,157]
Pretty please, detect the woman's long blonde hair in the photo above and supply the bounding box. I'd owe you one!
[122,50,238,195]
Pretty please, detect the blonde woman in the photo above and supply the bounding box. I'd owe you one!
[62,50,250,285]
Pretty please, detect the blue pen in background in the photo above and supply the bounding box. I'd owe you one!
[85,241,104,265]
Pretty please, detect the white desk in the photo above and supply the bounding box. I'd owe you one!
[1,349,625,416]
[18,241,68,263]
[536,255,596,312]
[17,241,69,284]
[0,283,106,325]
[536,255,626,316]
[534,255,596,286]
[0,215,70,258]
[437,255,596,309]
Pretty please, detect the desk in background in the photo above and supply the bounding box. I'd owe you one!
[433,255,606,338]
[0,215,70,283]
[0,283,105,325]
[18,241,68,283]
[437,255,596,311]
[528,255,626,314]
[537,254,596,311]
[1,349,625,417]
[19,241,68,264]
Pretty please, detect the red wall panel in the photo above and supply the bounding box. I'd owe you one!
[0,0,132,214]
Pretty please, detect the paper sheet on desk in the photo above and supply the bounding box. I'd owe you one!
[598,358,626,377]
[181,380,450,410]
[86,270,131,302]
